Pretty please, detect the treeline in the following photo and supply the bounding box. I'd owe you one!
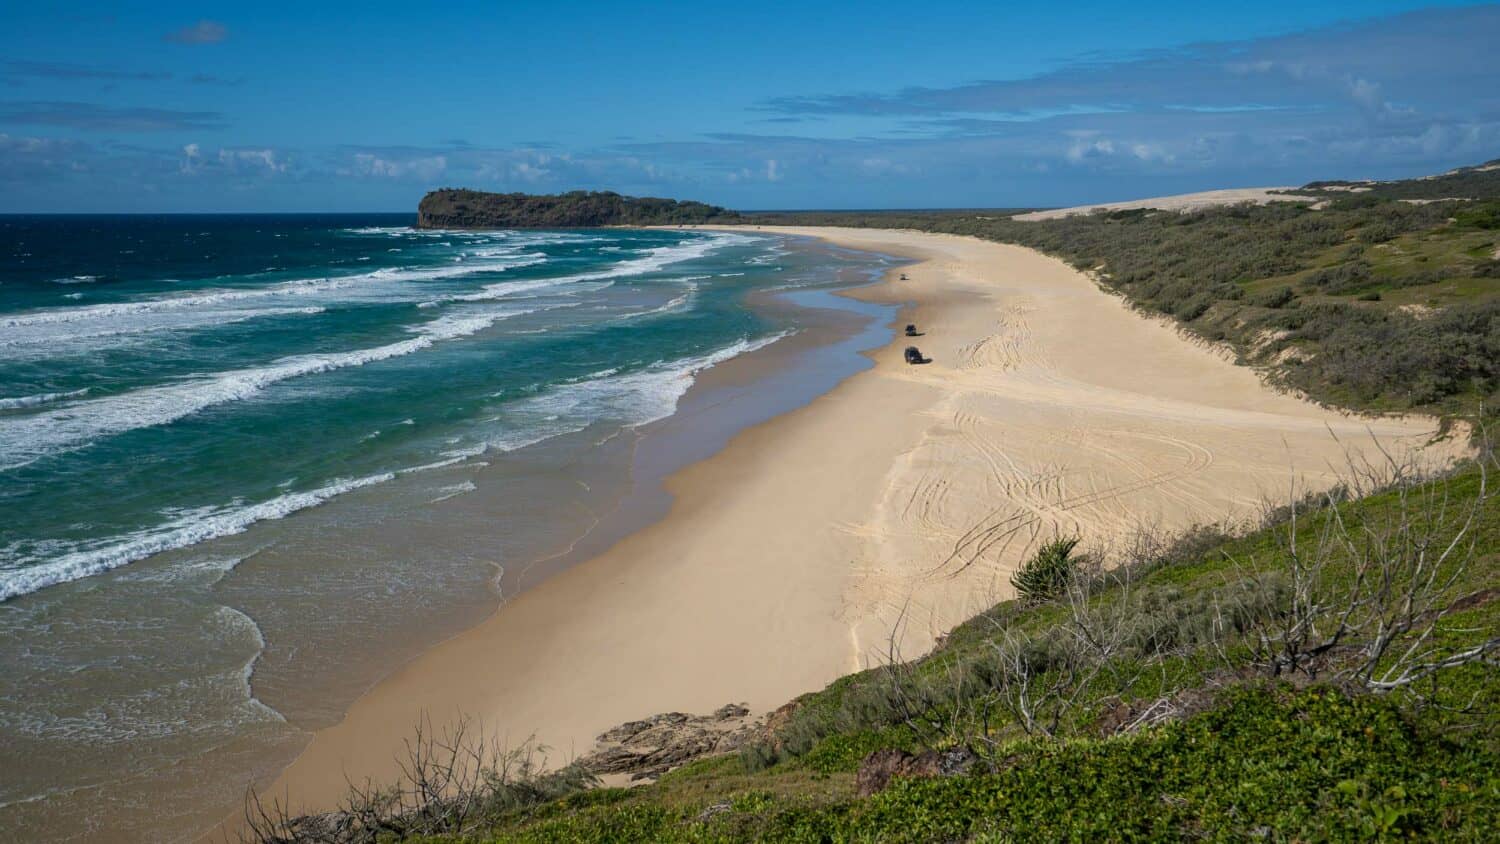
[746,187,1500,419]
[1299,158,1500,201]
[416,189,738,229]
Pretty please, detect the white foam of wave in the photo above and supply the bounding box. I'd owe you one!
[342,226,413,235]
[453,332,786,460]
[0,252,547,335]
[1,278,356,329]
[747,247,788,266]
[0,232,722,351]
[398,442,489,474]
[0,306,551,470]
[112,551,250,587]
[220,604,285,723]
[449,232,745,305]
[597,332,788,428]
[427,481,477,504]
[502,331,788,442]
[48,275,104,285]
[0,306,327,355]
[443,274,597,304]
[0,388,89,410]
[0,473,395,602]
[510,232,606,245]
[0,598,285,750]
[0,433,497,602]
[614,284,699,323]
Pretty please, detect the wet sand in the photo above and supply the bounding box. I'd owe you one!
[251,227,1464,822]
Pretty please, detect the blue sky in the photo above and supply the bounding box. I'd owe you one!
[2,1,1498,211]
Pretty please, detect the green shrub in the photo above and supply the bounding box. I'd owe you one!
[1010,537,1081,604]
[799,727,912,774]
[482,687,1500,842]
[1305,260,1374,293]
[1454,199,1500,229]
[1252,286,1298,308]
[824,686,1500,843]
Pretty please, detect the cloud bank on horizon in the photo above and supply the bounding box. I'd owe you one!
[0,4,1497,211]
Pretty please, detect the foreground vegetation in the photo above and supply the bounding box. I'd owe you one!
[251,445,1498,842]
[750,158,1500,423]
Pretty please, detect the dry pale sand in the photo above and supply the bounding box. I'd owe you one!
[251,227,1465,821]
[1012,187,1319,220]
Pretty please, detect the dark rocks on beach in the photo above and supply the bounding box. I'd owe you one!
[855,746,979,797]
[580,702,762,782]
[596,711,691,744]
[714,703,750,720]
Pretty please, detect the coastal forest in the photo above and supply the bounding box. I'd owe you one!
[417,189,738,229]
[253,162,1500,842]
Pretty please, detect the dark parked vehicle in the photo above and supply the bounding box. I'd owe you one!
[904,346,928,364]
[905,323,920,336]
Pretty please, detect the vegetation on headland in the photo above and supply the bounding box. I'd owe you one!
[250,447,1498,842]
[748,159,1500,425]
[416,190,737,229]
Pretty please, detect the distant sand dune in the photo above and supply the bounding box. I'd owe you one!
[1013,187,1320,220]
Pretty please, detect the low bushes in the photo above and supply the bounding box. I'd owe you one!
[1009,536,1082,604]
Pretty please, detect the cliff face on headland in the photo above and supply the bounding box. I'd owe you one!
[416,189,738,229]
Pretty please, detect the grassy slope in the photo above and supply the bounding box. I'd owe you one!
[471,688,1494,842]
[431,465,1498,843]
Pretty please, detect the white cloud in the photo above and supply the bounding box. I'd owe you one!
[512,161,550,182]
[349,152,447,181]
[164,20,228,45]
[178,144,288,177]
[1065,138,1114,163]
[219,148,285,173]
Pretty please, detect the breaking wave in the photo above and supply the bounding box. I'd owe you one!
[0,306,553,470]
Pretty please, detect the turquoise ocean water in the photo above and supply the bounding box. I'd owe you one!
[0,215,896,841]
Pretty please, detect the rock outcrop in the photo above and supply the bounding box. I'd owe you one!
[854,746,979,797]
[578,703,760,781]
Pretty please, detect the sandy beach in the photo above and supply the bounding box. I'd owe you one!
[252,227,1465,821]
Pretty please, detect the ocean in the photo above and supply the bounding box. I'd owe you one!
[0,215,898,841]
